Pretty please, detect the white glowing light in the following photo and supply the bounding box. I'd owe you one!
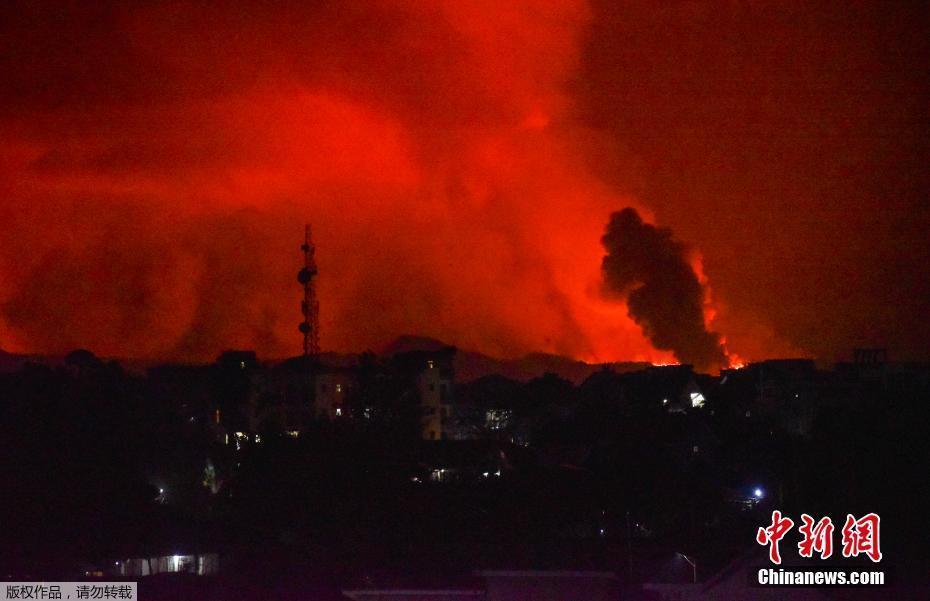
[753,488,763,499]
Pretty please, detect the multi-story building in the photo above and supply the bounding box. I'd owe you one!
[418,357,454,440]
[315,367,353,419]
[388,346,458,440]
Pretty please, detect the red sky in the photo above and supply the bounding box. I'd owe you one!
[0,1,927,365]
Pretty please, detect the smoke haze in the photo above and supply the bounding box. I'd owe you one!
[1,1,927,364]
[0,1,666,363]
[601,208,725,371]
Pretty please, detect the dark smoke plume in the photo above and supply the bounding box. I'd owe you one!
[601,208,725,371]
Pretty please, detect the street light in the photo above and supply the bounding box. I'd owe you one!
[677,552,697,584]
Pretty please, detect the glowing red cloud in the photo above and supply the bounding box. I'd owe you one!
[0,1,698,365]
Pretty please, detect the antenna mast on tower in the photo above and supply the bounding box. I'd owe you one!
[298,224,320,361]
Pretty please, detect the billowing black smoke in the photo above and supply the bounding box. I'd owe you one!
[601,208,725,371]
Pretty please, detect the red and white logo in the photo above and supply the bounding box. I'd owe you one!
[757,511,881,564]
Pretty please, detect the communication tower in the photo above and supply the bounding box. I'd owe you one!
[298,224,320,361]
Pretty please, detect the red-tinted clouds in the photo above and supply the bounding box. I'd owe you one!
[1,1,926,364]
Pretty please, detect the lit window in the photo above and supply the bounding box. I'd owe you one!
[335,407,343,416]
[240,361,245,369]
[690,392,705,408]
[336,384,342,393]
[485,409,513,431]
[427,360,435,369]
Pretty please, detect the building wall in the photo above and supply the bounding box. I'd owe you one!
[315,372,351,419]
[418,362,453,440]
[115,553,219,577]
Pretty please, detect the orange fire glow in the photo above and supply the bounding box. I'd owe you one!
[0,1,737,368]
